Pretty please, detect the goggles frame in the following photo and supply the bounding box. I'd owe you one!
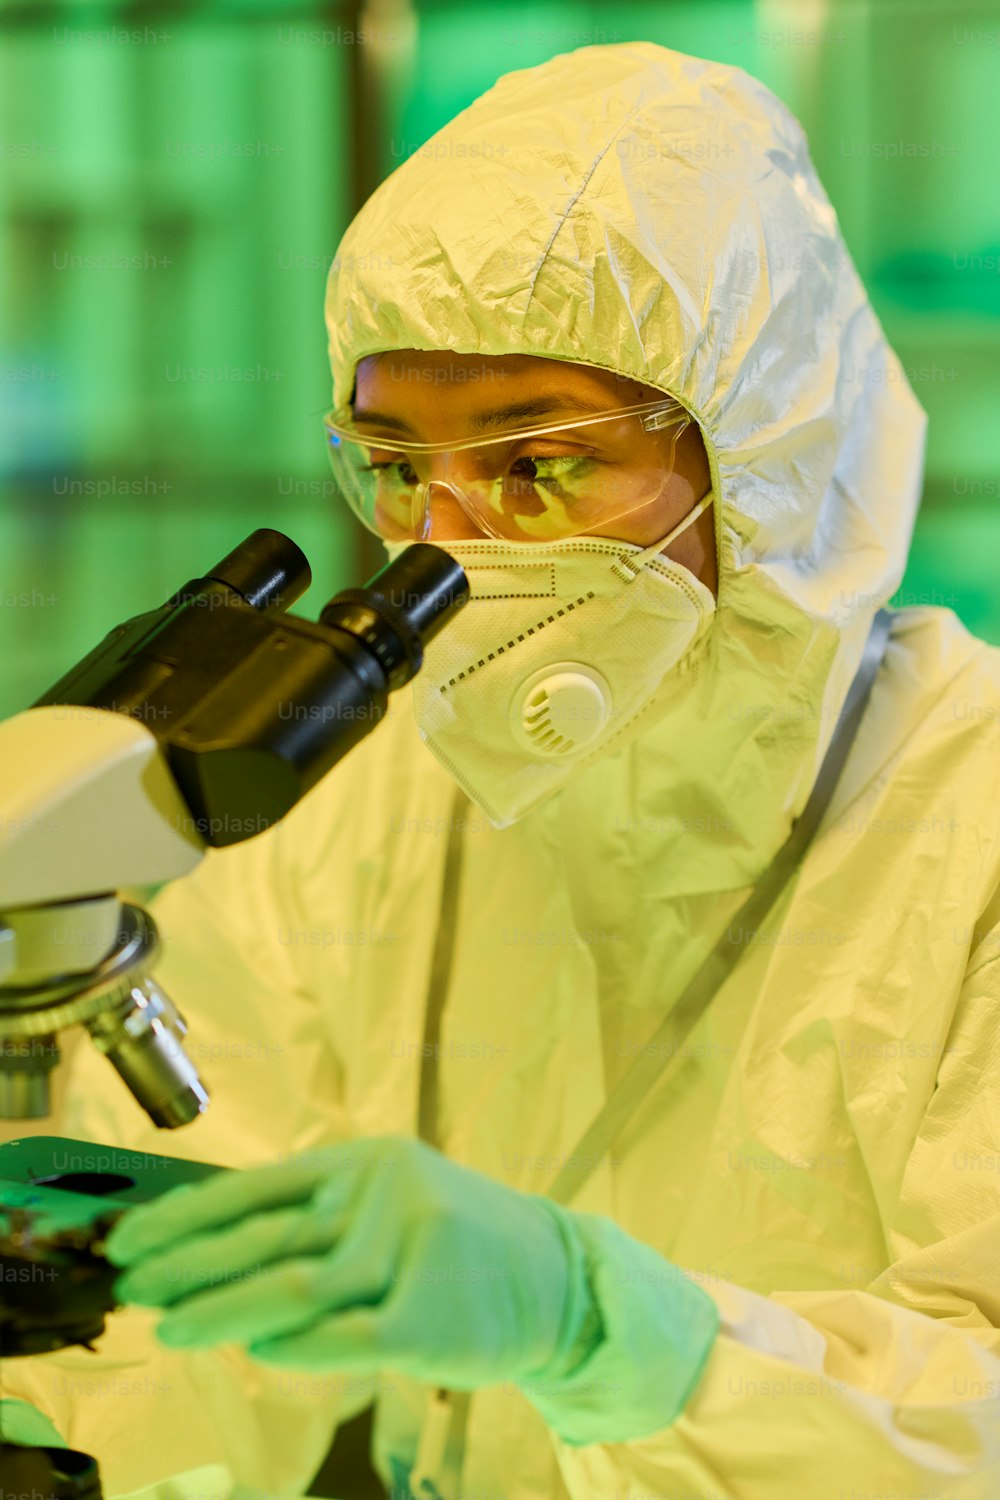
[322,397,692,542]
[323,396,689,453]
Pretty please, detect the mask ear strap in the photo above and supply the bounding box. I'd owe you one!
[611,489,714,581]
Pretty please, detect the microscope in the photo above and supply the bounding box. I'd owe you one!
[0,529,468,1497]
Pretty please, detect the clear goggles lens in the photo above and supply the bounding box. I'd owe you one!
[322,399,691,542]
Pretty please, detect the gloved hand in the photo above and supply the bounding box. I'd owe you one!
[106,1137,597,1390]
[106,1136,720,1445]
[0,1398,68,1447]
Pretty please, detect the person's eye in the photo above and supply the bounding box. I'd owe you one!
[509,453,596,487]
[359,458,420,485]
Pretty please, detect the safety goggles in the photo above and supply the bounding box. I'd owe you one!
[322,398,692,542]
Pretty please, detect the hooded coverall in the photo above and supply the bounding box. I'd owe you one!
[3,40,1000,1500]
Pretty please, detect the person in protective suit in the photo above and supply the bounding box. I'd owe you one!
[5,40,1000,1500]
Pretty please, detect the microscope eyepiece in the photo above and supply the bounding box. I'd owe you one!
[171,527,312,613]
[320,543,469,690]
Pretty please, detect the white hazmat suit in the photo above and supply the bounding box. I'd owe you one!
[4,39,1000,1500]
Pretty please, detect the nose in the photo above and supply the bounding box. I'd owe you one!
[422,480,488,541]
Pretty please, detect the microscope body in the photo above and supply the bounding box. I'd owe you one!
[0,530,468,1497]
[0,529,466,1126]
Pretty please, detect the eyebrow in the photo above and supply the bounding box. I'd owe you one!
[350,393,614,436]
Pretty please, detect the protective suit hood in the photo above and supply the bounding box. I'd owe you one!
[325,41,927,889]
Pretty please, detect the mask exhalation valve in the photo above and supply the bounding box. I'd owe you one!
[509,662,612,757]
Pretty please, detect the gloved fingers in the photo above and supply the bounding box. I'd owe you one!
[106,1148,356,1266]
[248,1296,512,1383]
[151,1246,386,1350]
[113,1200,349,1308]
[247,1308,386,1373]
[239,1220,533,1384]
[0,1399,68,1448]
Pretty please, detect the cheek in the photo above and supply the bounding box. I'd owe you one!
[585,488,682,546]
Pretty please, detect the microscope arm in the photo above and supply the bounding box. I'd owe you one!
[0,706,204,917]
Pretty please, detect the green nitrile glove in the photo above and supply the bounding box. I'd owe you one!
[0,1398,68,1448]
[106,1136,719,1445]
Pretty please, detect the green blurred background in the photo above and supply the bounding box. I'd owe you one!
[2,0,998,716]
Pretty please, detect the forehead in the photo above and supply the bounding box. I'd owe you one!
[352,351,656,412]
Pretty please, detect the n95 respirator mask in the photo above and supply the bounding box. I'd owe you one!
[392,499,716,828]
